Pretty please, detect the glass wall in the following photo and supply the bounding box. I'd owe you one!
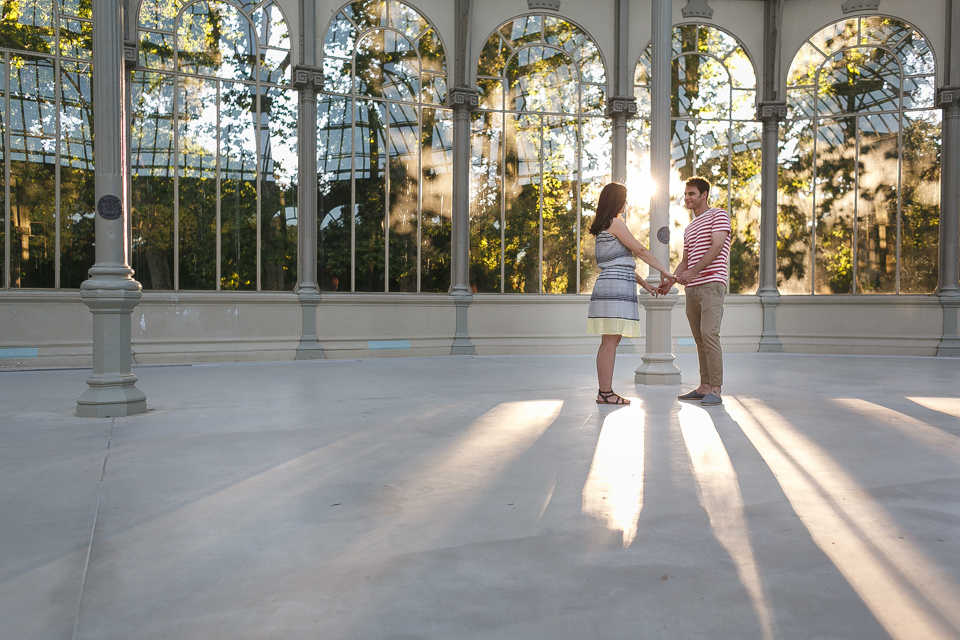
[472,15,610,294]
[319,0,451,293]
[631,24,761,294]
[779,16,940,294]
[1,0,95,289]
[133,0,297,291]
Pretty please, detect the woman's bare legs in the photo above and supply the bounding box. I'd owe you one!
[596,334,628,404]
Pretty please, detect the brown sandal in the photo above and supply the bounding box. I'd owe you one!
[597,389,630,405]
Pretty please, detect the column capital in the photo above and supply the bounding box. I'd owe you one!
[605,96,638,119]
[447,87,479,110]
[681,0,713,19]
[937,86,960,113]
[292,65,324,91]
[123,41,138,70]
[756,101,787,122]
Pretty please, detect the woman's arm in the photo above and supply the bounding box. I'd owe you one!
[606,217,672,277]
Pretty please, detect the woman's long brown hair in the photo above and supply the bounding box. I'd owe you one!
[588,182,627,236]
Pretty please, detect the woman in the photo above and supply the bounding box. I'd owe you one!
[587,182,674,405]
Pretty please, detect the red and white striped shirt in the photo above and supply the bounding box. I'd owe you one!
[683,207,731,287]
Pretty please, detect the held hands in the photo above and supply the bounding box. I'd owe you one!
[656,272,678,296]
[636,273,660,297]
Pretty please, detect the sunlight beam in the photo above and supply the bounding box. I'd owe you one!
[582,405,645,547]
[677,404,776,640]
[907,396,960,422]
[727,397,960,640]
[834,398,960,450]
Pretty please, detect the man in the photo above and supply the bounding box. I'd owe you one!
[660,177,731,406]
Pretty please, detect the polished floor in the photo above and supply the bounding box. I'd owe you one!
[2,352,960,640]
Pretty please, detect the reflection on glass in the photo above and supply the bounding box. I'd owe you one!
[635,24,759,293]
[319,0,450,293]
[260,86,297,291]
[0,0,55,53]
[783,16,938,294]
[475,14,608,294]
[777,120,814,294]
[58,62,94,288]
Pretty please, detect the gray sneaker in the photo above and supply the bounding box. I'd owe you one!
[701,393,722,406]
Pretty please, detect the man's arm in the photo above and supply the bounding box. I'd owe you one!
[677,229,728,285]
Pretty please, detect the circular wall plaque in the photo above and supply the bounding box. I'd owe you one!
[97,195,123,220]
[657,226,670,244]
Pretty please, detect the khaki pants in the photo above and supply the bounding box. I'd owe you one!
[684,282,725,387]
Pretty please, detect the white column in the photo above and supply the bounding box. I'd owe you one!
[938,0,960,356]
[757,102,785,352]
[636,0,681,384]
[77,0,146,417]
[293,66,325,359]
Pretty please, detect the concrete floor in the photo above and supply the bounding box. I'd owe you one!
[2,352,960,640]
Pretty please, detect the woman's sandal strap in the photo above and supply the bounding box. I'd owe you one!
[597,389,629,405]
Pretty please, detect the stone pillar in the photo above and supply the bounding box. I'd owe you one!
[606,98,637,184]
[636,0,680,385]
[757,101,786,352]
[448,88,478,355]
[937,86,960,356]
[77,0,146,417]
[293,66,325,359]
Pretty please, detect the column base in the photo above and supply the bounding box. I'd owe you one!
[938,292,960,357]
[77,374,147,417]
[451,291,476,355]
[635,291,681,385]
[296,290,325,360]
[758,291,784,353]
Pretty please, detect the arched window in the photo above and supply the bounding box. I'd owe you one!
[1,0,96,288]
[472,15,608,294]
[319,0,450,293]
[132,0,296,291]
[631,24,761,294]
[779,16,939,294]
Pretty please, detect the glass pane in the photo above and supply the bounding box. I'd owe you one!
[787,43,823,87]
[777,119,814,294]
[0,56,5,287]
[818,48,900,115]
[132,72,175,290]
[702,26,739,60]
[809,19,858,56]
[139,30,175,70]
[786,85,816,120]
[541,115,577,294]
[902,74,936,110]
[674,24,698,56]
[139,0,176,31]
[9,57,57,288]
[477,35,509,78]
[625,118,653,262]
[503,113,540,293]
[177,77,218,289]
[417,28,444,73]
[355,30,419,102]
[0,0,55,53]
[477,76,503,111]
[317,96,351,292]
[895,32,935,77]
[58,0,90,18]
[324,12,357,59]
[251,2,289,50]
[673,54,730,120]
[59,18,92,60]
[419,107,452,293]
[219,81,257,290]
[728,121,762,294]
[899,110,940,293]
[323,56,352,94]
[260,85,297,291]
[389,0,423,42]
[353,99,386,292]
[575,39,604,84]
[860,16,911,47]
[178,1,254,81]
[855,114,898,293]
[815,117,856,293]
[725,47,755,89]
[505,45,578,113]
[469,110,503,293]
[671,119,695,178]
[58,62,93,288]
[343,0,385,32]
[387,101,418,292]
[420,70,445,105]
[543,16,586,53]
[501,15,543,50]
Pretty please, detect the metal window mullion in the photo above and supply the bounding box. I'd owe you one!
[215,81,222,291]
[895,111,904,294]
[54,57,61,289]
[538,116,544,294]
[416,104,422,293]
[384,103,390,292]
[173,66,180,290]
[4,52,11,289]
[575,116,581,294]
[811,115,818,295]
[255,81,262,292]
[500,113,506,293]
[350,97,356,292]
[852,116,859,295]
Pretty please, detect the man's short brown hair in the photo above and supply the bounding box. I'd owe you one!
[686,176,711,195]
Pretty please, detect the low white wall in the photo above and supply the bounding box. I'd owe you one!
[0,291,951,368]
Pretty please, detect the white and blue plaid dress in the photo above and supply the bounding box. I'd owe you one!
[586,230,641,337]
